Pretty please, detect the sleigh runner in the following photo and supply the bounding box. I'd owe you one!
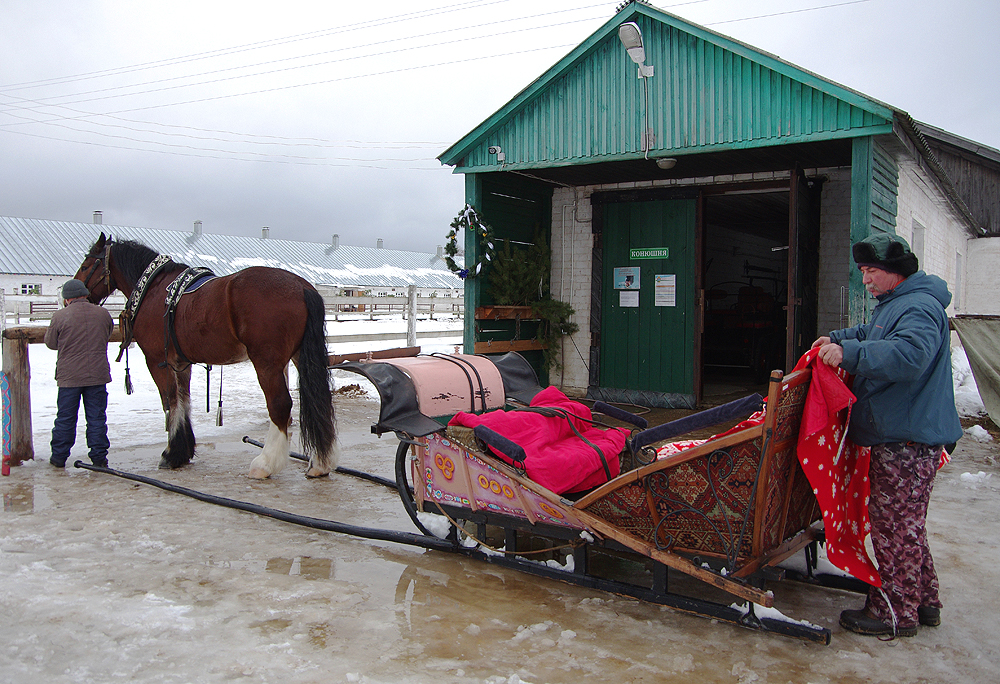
[339,351,837,642]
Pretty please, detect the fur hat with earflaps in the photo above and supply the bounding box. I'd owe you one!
[852,233,919,277]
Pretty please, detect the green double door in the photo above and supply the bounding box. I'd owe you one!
[600,199,696,398]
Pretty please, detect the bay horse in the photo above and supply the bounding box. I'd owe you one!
[74,233,336,479]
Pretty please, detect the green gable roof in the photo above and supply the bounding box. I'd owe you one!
[439,3,896,173]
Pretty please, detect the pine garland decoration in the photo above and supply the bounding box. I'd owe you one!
[487,229,578,372]
[486,233,548,306]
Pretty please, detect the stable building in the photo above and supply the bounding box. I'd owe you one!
[439,1,995,407]
[0,216,462,318]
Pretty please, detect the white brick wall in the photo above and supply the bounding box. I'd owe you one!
[964,236,1000,315]
[895,158,973,315]
[551,188,594,393]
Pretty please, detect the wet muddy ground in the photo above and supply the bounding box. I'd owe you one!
[3,369,1000,683]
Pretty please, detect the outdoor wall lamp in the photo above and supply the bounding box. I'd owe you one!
[618,21,656,158]
[618,22,654,78]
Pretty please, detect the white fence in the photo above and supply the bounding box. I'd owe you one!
[1,290,463,326]
[325,295,463,320]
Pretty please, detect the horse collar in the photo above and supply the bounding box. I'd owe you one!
[116,253,173,363]
[125,254,173,319]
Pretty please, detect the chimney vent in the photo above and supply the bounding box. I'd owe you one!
[376,238,384,249]
[93,211,103,224]
[331,234,339,249]
[436,245,443,257]
[261,227,269,239]
[193,220,202,237]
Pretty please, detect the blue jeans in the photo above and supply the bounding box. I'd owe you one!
[50,385,109,466]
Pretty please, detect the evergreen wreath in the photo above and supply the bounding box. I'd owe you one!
[444,204,496,280]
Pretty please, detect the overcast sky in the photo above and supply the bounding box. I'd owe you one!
[2,0,996,253]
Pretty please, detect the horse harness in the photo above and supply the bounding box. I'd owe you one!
[115,252,217,375]
[115,253,174,363]
[162,266,217,370]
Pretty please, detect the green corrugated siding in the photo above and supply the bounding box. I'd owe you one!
[445,11,893,171]
[849,136,900,324]
[871,141,899,232]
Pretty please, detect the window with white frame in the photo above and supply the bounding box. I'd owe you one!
[20,284,41,295]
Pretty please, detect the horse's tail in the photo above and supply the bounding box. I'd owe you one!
[298,286,337,469]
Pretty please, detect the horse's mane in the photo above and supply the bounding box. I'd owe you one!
[91,238,188,288]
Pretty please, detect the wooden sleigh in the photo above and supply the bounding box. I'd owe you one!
[338,352,836,642]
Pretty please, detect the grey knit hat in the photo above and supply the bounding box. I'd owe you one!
[62,279,90,299]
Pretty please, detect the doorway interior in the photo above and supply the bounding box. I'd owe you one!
[701,189,791,401]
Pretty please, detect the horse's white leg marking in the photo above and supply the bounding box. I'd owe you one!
[168,392,191,442]
[305,434,338,478]
[249,421,289,479]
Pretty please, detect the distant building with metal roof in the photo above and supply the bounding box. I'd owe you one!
[0,215,461,299]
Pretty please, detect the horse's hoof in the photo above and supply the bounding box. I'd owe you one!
[305,468,330,479]
[248,467,271,479]
[158,457,172,469]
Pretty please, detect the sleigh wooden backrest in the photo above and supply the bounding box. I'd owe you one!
[752,366,816,558]
[573,367,818,562]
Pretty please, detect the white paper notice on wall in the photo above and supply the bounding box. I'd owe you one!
[620,290,639,308]
[655,274,676,307]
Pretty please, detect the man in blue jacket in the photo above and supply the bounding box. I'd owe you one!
[812,233,962,638]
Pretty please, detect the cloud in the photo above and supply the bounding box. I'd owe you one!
[2,0,996,253]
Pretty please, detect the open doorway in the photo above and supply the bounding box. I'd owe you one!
[701,190,790,400]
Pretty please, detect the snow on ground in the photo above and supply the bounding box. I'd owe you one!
[952,345,988,420]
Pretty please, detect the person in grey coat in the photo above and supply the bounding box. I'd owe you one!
[812,233,962,638]
[44,279,114,468]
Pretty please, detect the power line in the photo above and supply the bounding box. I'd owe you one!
[0,0,514,92]
[706,0,871,26]
[0,126,452,170]
[0,0,879,167]
[0,11,607,111]
[0,95,450,149]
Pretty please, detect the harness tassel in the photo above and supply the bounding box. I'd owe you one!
[123,347,134,395]
[216,365,224,426]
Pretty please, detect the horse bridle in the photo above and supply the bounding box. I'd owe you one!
[80,237,116,305]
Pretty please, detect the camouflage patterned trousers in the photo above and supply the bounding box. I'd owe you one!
[866,441,942,628]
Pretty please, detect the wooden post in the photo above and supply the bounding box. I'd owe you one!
[406,285,417,348]
[1,330,34,465]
